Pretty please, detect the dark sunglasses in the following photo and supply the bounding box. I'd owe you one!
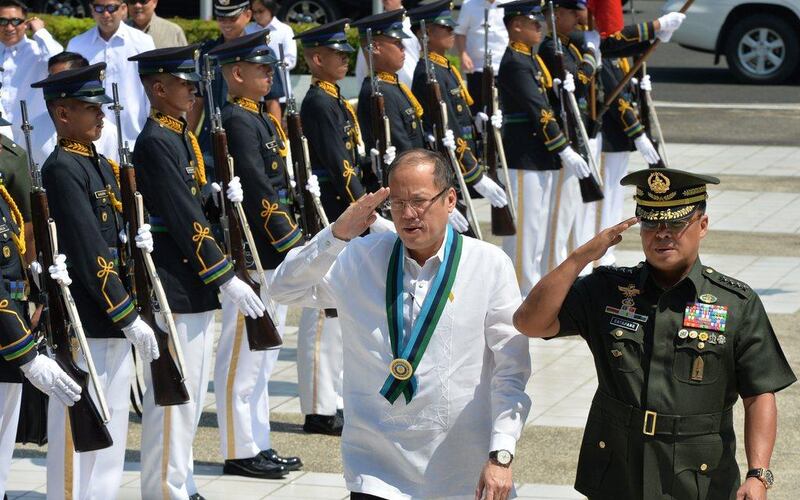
[92,3,124,14]
[0,17,25,27]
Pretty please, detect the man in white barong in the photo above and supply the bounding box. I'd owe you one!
[271,148,531,499]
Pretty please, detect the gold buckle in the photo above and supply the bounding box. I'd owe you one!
[643,410,657,436]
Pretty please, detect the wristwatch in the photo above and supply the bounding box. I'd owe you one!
[746,468,774,489]
[489,450,514,467]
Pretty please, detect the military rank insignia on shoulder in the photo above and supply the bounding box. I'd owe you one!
[596,262,644,276]
[702,266,752,298]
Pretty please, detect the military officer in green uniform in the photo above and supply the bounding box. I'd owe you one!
[514,167,796,499]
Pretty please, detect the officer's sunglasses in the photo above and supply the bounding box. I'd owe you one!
[0,17,25,27]
[640,214,700,233]
[91,3,124,14]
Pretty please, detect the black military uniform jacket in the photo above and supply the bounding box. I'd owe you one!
[0,187,32,382]
[356,72,426,156]
[538,32,597,131]
[42,139,136,338]
[132,111,235,313]
[557,259,796,500]
[497,41,568,171]
[0,135,33,221]
[601,21,657,58]
[411,53,484,186]
[300,80,366,220]
[221,97,303,270]
[600,55,646,153]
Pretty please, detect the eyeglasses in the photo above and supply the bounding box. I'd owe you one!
[92,3,124,14]
[0,18,25,27]
[125,0,152,4]
[386,187,449,216]
[640,216,699,233]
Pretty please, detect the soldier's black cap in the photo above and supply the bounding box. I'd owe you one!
[503,0,546,23]
[551,0,587,10]
[31,62,112,104]
[352,9,410,40]
[407,0,457,29]
[129,44,202,82]
[208,29,277,65]
[294,19,355,53]
[213,0,250,18]
[621,168,720,221]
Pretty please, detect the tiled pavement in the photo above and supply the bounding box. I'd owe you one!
[7,143,798,499]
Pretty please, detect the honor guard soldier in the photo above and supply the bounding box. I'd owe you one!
[31,62,160,500]
[408,0,509,217]
[496,0,589,295]
[515,168,797,500]
[208,30,303,479]
[0,128,32,262]
[0,139,81,496]
[129,45,266,500]
[353,8,426,170]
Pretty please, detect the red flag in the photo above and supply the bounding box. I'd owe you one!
[588,0,624,37]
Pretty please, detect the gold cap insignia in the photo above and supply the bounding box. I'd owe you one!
[98,69,105,81]
[648,171,670,194]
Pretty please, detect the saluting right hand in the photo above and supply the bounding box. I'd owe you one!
[331,188,390,242]
[575,217,639,264]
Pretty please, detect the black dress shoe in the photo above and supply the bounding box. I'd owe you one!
[261,448,303,471]
[188,494,206,500]
[223,454,288,479]
[303,413,344,435]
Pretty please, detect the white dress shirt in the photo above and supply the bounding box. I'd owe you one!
[454,0,511,73]
[67,23,155,148]
[28,112,119,167]
[355,17,419,88]
[246,18,297,102]
[271,226,531,499]
[0,30,63,145]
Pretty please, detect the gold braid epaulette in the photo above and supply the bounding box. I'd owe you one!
[510,41,532,56]
[315,80,364,148]
[0,183,25,256]
[231,96,260,114]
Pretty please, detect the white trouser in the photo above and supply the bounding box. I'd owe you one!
[541,168,582,277]
[140,311,215,500]
[215,269,287,460]
[573,134,604,275]
[296,308,343,416]
[595,151,631,267]
[0,382,22,497]
[47,338,132,500]
[502,169,561,296]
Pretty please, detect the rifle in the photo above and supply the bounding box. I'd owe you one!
[481,9,516,236]
[366,28,392,188]
[280,44,329,238]
[636,64,669,168]
[111,84,189,406]
[420,20,483,240]
[21,100,113,453]
[202,55,282,351]
[547,1,604,202]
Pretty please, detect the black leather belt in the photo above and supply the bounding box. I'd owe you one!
[594,391,733,437]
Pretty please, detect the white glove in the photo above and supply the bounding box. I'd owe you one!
[634,135,661,164]
[121,316,160,363]
[118,229,128,244]
[370,213,396,234]
[306,174,321,198]
[473,176,508,208]
[220,276,266,319]
[48,254,71,286]
[20,354,81,407]
[558,147,591,179]
[442,129,456,152]
[586,41,602,68]
[584,30,600,50]
[226,176,244,203]
[640,74,653,92]
[490,109,503,129]
[563,72,576,93]
[383,145,396,165]
[448,209,470,233]
[30,260,42,275]
[134,224,154,254]
[211,182,222,193]
[656,12,685,43]
[474,111,489,133]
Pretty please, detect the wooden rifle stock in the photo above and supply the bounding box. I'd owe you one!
[30,192,112,452]
[286,113,323,238]
[480,66,515,236]
[119,167,189,405]
[211,130,281,350]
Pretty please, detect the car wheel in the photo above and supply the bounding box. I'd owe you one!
[278,0,340,25]
[724,13,799,84]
